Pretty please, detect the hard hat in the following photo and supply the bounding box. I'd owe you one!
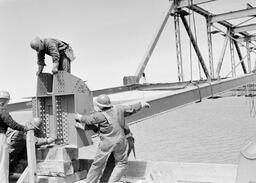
[0,91,10,100]
[30,36,43,51]
[94,94,112,109]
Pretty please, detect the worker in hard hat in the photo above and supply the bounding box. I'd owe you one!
[0,91,41,183]
[30,36,75,75]
[75,94,150,183]
[7,128,56,174]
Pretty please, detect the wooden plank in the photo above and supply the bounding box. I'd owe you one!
[26,130,37,182]
[17,167,29,183]
[37,159,89,177]
[38,170,87,183]
[37,160,77,177]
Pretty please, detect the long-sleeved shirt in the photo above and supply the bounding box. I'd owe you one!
[37,38,68,66]
[0,107,25,134]
[80,102,142,137]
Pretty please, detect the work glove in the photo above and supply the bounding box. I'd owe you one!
[85,124,100,133]
[140,101,150,108]
[47,137,56,144]
[36,137,56,147]
[24,117,41,131]
[75,113,83,122]
[75,122,85,130]
[75,122,100,133]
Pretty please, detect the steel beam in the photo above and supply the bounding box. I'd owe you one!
[206,19,214,78]
[246,40,252,72]
[180,15,210,79]
[230,36,236,77]
[233,23,256,33]
[234,40,247,74]
[188,5,250,37]
[134,3,174,83]
[170,0,216,9]
[216,33,229,78]
[126,73,256,123]
[237,35,256,42]
[210,7,256,23]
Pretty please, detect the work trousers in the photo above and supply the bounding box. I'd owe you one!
[7,130,26,173]
[0,134,9,183]
[86,139,129,183]
[58,53,71,73]
[58,45,75,73]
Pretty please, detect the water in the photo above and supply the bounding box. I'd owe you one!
[129,96,256,164]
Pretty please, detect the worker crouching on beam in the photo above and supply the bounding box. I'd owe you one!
[30,36,75,75]
[75,94,150,183]
[0,91,41,183]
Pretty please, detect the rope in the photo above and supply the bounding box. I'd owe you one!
[141,73,146,100]
[188,0,193,81]
[249,83,256,118]
[191,81,202,103]
[191,3,202,80]
[225,55,248,77]
[207,80,214,98]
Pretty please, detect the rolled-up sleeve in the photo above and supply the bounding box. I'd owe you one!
[80,112,107,125]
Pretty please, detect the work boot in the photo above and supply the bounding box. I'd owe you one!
[52,62,59,74]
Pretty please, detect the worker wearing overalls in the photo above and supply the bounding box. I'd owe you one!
[0,91,40,183]
[30,37,75,75]
[75,94,150,183]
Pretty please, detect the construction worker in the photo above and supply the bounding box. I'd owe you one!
[30,36,75,75]
[6,128,56,173]
[75,94,150,183]
[0,90,40,183]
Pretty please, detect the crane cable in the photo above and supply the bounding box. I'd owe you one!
[247,83,256,118]
[191,3,202,80]
[187,0,201,81]
[188,0,193,81]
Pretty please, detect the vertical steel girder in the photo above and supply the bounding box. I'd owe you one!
[229,34,236,77]
[174,14,184,81]
[246,40,252,72]
[180,15,210,79]
[206,19,214,78]
[216,33,229,78]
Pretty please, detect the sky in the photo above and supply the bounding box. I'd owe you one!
[0,0,256,102]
